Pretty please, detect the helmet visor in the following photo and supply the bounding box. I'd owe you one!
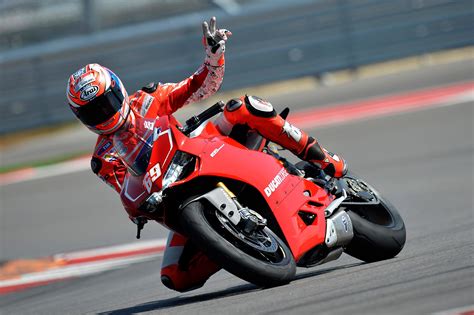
[74,84,125,126]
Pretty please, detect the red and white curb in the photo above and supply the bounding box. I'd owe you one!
[432,305,474,315]
[1,81,472,186]
[0,239,167,295]
[288,80,474,129]
[0,155,91,186]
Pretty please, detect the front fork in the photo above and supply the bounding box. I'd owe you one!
[216,182,267,233]
[181,182,267,234]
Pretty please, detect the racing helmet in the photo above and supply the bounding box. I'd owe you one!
[67,63,130,134]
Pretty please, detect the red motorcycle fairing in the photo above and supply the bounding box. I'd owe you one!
[120,114,332,260]
[175,122,331,260]
[120,115,177,217]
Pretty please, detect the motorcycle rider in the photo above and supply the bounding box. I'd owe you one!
[67,17,346,292]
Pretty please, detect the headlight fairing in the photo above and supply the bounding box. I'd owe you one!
[161,151,196,189]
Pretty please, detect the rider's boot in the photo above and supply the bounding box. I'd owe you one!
[298,137,347,178]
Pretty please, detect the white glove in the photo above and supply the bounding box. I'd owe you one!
[202,16,232,67]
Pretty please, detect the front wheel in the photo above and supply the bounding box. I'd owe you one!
[342,174,406,262]
[180,201,296,287]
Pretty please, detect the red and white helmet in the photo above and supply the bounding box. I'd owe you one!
[67,63,130,134]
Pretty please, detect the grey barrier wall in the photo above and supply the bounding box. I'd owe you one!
[0,0,473,134]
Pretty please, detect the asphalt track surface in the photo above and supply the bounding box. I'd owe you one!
[1,61,473,314]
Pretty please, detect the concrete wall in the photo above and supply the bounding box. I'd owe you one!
[1,0,472,133]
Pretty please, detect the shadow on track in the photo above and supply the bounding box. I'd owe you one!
[98,283,259,315]
[294,262,363,281]
[99,263,362,314]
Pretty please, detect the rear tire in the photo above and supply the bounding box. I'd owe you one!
[343,175,406,262]
[180,201,296,287]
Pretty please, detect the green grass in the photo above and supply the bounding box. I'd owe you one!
[0,150,89,174]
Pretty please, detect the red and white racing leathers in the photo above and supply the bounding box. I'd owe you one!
[89,59,346,292]
[90,61,224,292]
[90,62,224,192]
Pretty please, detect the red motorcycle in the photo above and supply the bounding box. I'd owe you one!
[117,102,406,286]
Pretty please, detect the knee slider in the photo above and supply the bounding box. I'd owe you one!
[244,95,277,118]
[90,157,102,174]
[161,275,176,291]
[160,275,206,293]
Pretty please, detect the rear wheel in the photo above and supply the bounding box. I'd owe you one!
[180,201,296,287]
[342,174,406,262]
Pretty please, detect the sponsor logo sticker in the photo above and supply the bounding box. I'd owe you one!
[140,94,154,116]
[264,168,289,197]
[103,153,117,162]
[144,120,154,131]
[342,215,349,232]
[210,144,225,157]
[72,68,86,80]
[97,141,112,156]
[80,85,99,101]
[75,74,95,92]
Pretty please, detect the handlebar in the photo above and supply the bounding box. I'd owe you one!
[180,101,225,135]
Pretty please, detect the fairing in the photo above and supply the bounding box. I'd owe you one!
[119,114,331,260]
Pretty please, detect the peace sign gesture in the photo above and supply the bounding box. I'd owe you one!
[202,16,232,66]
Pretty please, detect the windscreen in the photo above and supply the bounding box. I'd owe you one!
[112,114,155,176]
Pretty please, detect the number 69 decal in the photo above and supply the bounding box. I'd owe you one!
[143,163,161,193]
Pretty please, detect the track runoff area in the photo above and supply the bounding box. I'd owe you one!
[0,80,473,296]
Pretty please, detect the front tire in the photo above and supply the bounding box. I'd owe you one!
[180,201,296,287]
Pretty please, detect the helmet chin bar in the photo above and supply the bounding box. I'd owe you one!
[95,100,132,135]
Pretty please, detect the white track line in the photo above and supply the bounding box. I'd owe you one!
[1,156,90,186]
[54,238,167,261]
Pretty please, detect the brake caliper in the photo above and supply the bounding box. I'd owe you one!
[217,182,267,233]
[238,207,267,234]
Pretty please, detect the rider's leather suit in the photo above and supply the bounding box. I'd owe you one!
[90,59,345,292]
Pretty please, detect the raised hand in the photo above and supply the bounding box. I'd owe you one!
[202,16,232,66]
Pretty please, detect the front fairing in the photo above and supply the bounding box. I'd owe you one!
[118,113,179,219]
[119,116,332,260]
[173,122,331,259]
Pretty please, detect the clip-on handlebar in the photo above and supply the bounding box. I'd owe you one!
[181,101,225,136]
